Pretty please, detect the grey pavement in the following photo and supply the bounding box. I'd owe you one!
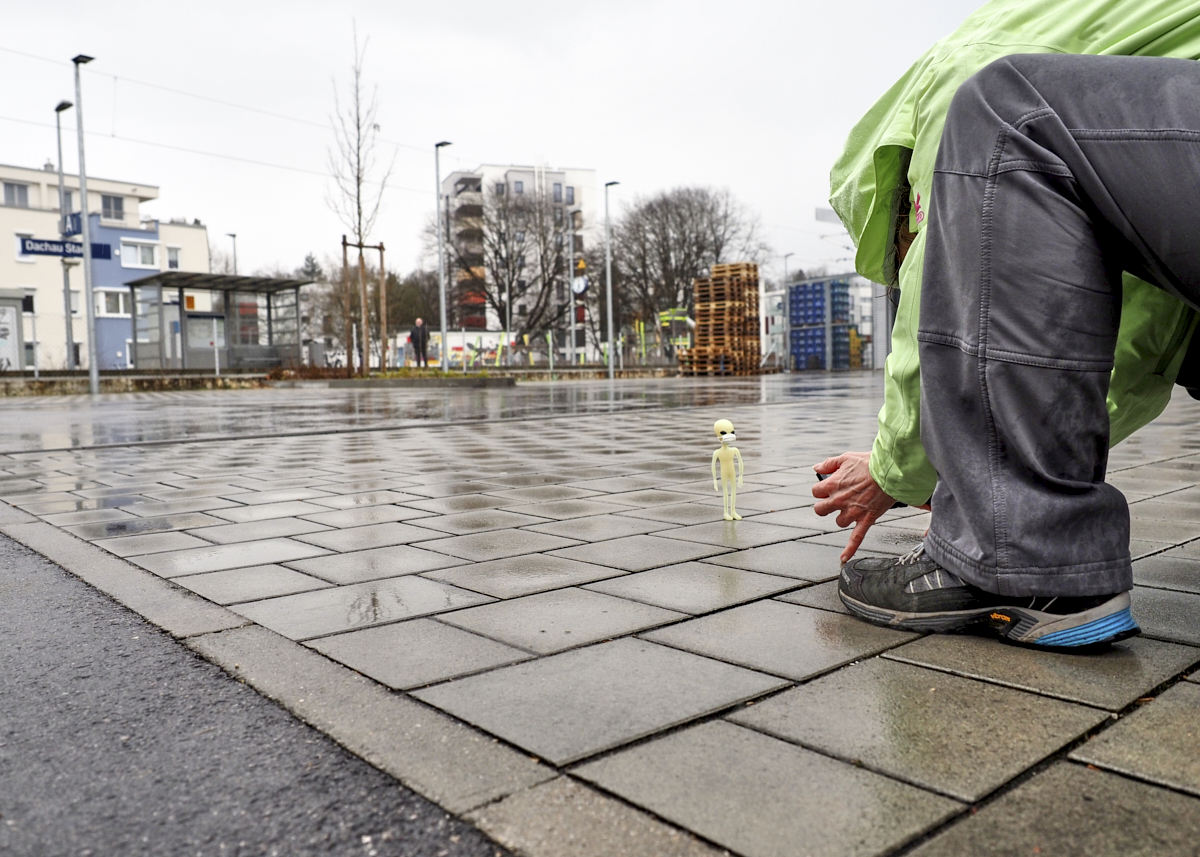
[2,373,1199,856]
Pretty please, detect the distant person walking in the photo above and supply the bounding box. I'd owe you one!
[410,318,430,367]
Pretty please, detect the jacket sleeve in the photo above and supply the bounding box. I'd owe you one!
[868,228,939,506]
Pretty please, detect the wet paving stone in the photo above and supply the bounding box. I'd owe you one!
[206,500,334,524]
[550,534,730,572]
[408,509,553,536]
[744,506,849,534]
[615,502,748,526]
[231,575,493,640]
[906,763,1200,857]
[884,633,1200,711]
[1130,516,1200,544]
[185,517,332,544]
[775,580,851,614]
[437,587,684,654]
[502,498,637,521]
[418,529,581,562]
[657,520,818,550]
[130,537,332,577]
[1132,554,1200,594]
[482,485,604,504]
[563,476,666,494]
[286,544,466,585]
[304,490,425,509]
[805,524,924,555]
[292,521,442,552]
[573,720,961,857]
[585,563,799,614]
[173,564,333,604]
[702,540,861,581]
[421,554,625,599]
[42,508,136,527]
[297,504,435,528]
[93,530,213,558]
[643,600,916,681]
[412,638,785,765]
[522,513,673,543]
[397,480,505,499]
[400,494,520,515]
[731,657,1107,802]
[603,489,711,508]
[1130,585,1200,646]
[307,618,534,689]
[63,512,227,540]
[1070,680,1200,797]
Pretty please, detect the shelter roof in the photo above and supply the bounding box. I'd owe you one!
[124,271,315,294]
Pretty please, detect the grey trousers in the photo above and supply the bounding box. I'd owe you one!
[919,54,1200,597]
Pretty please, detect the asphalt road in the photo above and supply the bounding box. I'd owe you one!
[0,534,509,857]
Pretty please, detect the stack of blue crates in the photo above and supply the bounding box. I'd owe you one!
[788,279,853,370]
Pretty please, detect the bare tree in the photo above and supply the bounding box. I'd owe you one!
[613,187,770,318]
[327,23,394,373]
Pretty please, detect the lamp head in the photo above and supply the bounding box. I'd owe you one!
[605,181,619,188]
[435,141,452,148]
[55,101,73,113]
[72,55,94,65]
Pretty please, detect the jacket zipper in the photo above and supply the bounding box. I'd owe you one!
[1154,308,1197,376]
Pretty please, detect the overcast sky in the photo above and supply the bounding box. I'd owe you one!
[5,0,981,282]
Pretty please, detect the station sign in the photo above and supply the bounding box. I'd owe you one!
[20,238,112,260]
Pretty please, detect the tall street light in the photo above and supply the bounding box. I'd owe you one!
[55,100,75,370]
[434,141,452,372]
[604,181,619,380]
[227,233,238,275]
[73,54,99,395]
[782,252,794,286]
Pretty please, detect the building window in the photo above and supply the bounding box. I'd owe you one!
[518,303,528,316]
[517,254,526,270]
[514,181,524,194]
[514,230,525,243]
[167,247,180,269]
[21,295,34,313]
[98,291,132,316]
[566,186,575,205]
[4,183,29,208]
[62,190,73,212]
[70,290,80,314]
[495,183,505,196]
[121,242,157,268]
[102,195,125,220]
[554,208,563,225]
[553,183,562,202]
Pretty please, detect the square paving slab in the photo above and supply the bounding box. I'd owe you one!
[1070,680,1200,797]
[130,537,331,577]
[601,489,703,507]
[744,507,849,534]
[574,720,961,857]
[522,514,673,543]
[407,509,552,536]
[172,564,332,604]
[643,600,916,681]
[615,502,747,526]
[550,534,730,572]
[732,657,1108,802]
[292,521,442,552]
[184,516,332,544]
[436,587,685,654]
[303,490,423,509]
[231,575,493,640]
[502,499,637,521]
[906,762,1200,857]
[775,580,851,614]
[307,618,534,689]
[285,544,465,585]
[701,539,855,581]
[400,495,520,514]
[418,529,580,561]
[421,554,626,599]
[656,520,817,549]
[63,512,226,540]
[205,500,333,524]
[805,524,926,555]
[884,633,1200,711]
[1133,554,1200,594]
[92,530,213,557]
[297,504,434,528]
[1130,585,1200,646]
[584,563,799,614]
[412,638,786,765]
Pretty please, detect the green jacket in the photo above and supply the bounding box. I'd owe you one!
[830,0,1200,505]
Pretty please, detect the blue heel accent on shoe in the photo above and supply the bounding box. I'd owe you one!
[1034,607,1138,647]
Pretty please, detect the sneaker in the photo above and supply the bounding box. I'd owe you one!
[838,544,1140,647]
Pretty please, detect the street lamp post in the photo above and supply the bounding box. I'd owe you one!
[72,54,99,395]
[227,233,238,275]
[604,181,619,380]
[435,141,452,371]
[55,100,75,370]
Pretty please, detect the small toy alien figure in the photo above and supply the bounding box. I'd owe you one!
[712,419,744,521]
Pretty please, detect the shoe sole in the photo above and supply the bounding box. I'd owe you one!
[839,590,1140,647]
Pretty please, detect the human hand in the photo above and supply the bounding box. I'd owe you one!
[812,452,897,563]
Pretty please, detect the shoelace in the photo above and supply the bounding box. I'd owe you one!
[897,543,926,565]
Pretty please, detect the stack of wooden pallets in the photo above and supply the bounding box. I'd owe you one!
[678,262,762,376]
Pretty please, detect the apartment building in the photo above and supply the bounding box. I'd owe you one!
[440,164,596,346]
[0,161,209,371]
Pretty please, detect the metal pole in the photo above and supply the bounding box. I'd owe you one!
[378,243,387,370]
[30,302,38,380]
[435,141,451,372]
[72,55,98,395]
[341,235,351,374]
[55,101,75,370]
[604,181,619,380]
[567,229,575,366]
[357,245,369,375]
[212,317,220,377]
[227,233,238,275]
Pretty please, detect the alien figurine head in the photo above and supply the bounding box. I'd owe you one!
[711,419,744,521]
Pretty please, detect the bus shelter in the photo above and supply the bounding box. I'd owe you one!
[124,271,314,371]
